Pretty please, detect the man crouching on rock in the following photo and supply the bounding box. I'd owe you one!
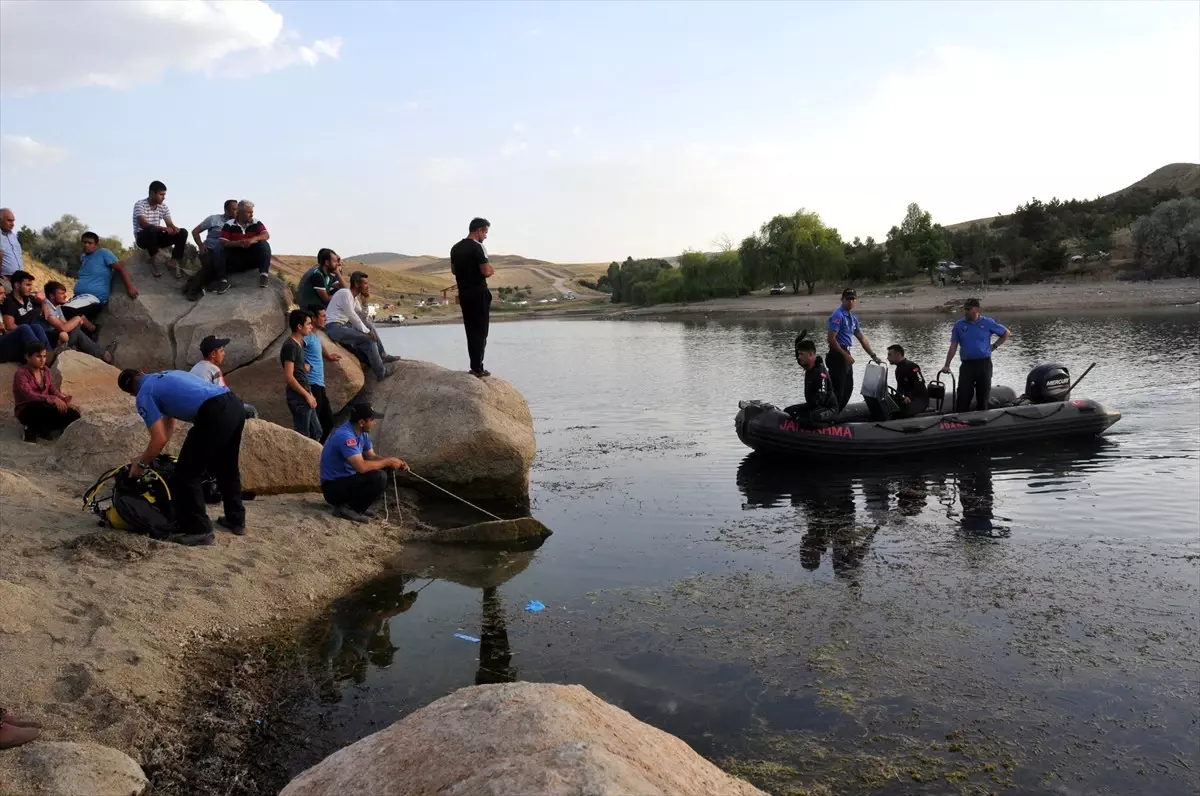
[319,402,409,523]
[118,368,247,537]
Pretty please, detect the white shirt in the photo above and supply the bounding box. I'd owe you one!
[326,287,369,333]
[189,360,227,387]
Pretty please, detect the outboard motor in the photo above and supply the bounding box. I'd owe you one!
[1025,363,1072,404]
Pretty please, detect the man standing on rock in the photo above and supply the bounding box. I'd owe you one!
[282,309,322,441]
[1,207,22,285]
[825,288,882,412]
[118,368,247,537]
[133,181,188,279]
[450,217,494,377]
[319,402,409,523]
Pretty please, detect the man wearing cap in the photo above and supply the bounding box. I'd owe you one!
[319,403,409,523]
[190,335,259,418]
[118,368,247,537]
[941,298,1011,413]
[826,288,882,412]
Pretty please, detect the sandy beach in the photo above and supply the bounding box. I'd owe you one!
[403,278,1200,326]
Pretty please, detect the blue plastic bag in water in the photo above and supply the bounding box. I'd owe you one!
[454,633,481,643]
[525,600,546,612]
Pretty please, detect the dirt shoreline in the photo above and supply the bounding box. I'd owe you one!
[399,278,1200,326]
[0,437,422,793]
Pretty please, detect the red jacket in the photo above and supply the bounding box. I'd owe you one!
[12,365,70,416]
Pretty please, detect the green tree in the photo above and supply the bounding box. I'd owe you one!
[1132,197,1200,278]
[33,214,88,275]
[847,235,886,283]
[886,203,952,280]
[16,225,38,252]
[746,210,846,295]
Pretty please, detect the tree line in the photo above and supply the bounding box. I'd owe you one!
[600,184,1200,307]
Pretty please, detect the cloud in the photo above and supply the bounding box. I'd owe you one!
[417,157,470,185]
[0,135,68,168]
[512,122,526,133]
[0,0,342,96]
[501,138,528,157]
[571,126,583,137]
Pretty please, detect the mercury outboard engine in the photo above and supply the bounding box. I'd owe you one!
[1025,363,1072,404]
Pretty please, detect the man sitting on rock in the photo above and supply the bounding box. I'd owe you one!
[118,368,247,537]
[299,248,345,313]
[353,272,400,363]
[189,199,238,297]
[189,335,258,419]
[219,200,272,289]
[67,232,139,321]
[40,280,117,364]
[325,272,390,381]
[1,271,54,358]
[319,402,409,523]
[0,282,50,364]
[133,180,187,278]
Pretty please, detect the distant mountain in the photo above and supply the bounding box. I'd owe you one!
[946,162,1200,231]
[345,252,416,265]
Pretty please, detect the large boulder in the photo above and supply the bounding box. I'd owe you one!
[50,351,133,415]
[48,414,320,494]
[280,682,766,796]
[358,361,535,504]
[0,741,148,796]
[98,250,196,373]
[98,252,288,374]
[173,271,289,371]
[224,331,363,427]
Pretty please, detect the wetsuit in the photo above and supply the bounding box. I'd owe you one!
[893,358,929,418]
[784,356,839,424]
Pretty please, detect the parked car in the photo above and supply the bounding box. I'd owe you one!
[388,314,405,323]
[770,283,786,295]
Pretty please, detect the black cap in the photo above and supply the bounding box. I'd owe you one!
[117,368,140,394]
[200,335,230,357]
[842,288,857,300]
[349,402,384,422]
[964,297,981,309]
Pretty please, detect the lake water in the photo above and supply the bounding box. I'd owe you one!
[298,311,1200,794]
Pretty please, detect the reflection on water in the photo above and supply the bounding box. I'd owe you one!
[291,313,1200,794]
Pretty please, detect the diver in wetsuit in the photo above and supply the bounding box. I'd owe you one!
[784,333,839,425]
[886,344,929,418]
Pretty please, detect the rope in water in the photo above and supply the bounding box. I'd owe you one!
[406,471,503,521]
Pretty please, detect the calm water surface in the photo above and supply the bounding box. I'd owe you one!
[302,311,1200,794]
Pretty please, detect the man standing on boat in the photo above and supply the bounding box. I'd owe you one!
[826,288,882,411]
[940,297,1011,413]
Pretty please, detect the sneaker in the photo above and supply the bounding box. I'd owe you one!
[216,516,246,536]
[333,505,370,524]
[259,274,269,288]
[470,369,491,378]
[216,280,231,295]
[186,289,205,302]
[383,354,401,363]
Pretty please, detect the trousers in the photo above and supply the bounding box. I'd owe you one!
[173,392,246,535]
[956,358,993,413]
[136,227,187,262]
[311,384,334,443]
[17,402,80,437]
[321,470,386,514]
[0,325,50,363]
[459,285,491,372]
[325,322,385,380]
[286,389,322,441]
[825,349,854,411]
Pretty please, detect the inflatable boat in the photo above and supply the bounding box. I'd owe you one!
[735,363,1121,460]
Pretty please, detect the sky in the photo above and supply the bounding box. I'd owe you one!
[1,0,1197,263]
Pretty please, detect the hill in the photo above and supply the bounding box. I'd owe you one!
[946,162,1200,232]
[358,252,610,300]
[344,252,414,265]
[270,255,453,305]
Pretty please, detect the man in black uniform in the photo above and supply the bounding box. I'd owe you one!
[887,344,929,417]
[450,217,494,377]
[783,333,839,424]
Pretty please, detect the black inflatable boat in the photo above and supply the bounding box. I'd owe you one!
[735,363,1121,460]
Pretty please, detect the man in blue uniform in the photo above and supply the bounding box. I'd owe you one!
[940,298,1011,412]
[825,288,882,411]
[319,402,409,523]
[118,368,247,537]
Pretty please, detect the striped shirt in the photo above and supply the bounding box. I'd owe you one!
[132,198,172,238]
[220,218,268,244]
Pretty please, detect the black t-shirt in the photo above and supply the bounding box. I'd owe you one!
[804,356,839,410]
[450,238,489,291]
[894,359,929,402]
[1,294,42,328]
[280,337,310,393]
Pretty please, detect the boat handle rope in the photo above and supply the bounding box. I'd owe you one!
[873,399,1069,433]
